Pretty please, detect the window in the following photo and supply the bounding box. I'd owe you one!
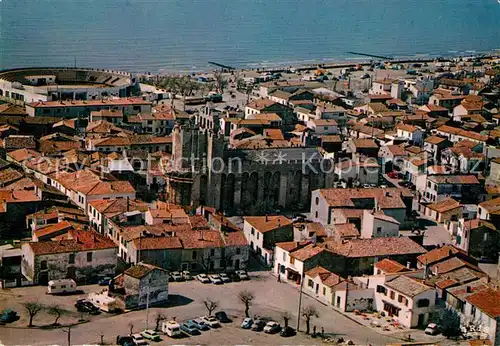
[376,285,387,295]
[376,227,382,234]
[210,249,215,256]
[323,287,326,295]
[290,257,295,265]
[192,251,197,260]
[251,227,255,236]
[236,248,241,255]
[390,291,395,300]
[398,295,404,303]
[315,211,318,218]
[87,252,93,262]
[308,279,313,288]
[315,197,319,205]
[283,252,286,261]
[69,254,75,264]
[417,299,430,308]
[256,233,259,240]
[280,265,285,274]
[40,260,47,270]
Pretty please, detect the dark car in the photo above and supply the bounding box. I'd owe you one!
[98,276,112,286]
[0,309,18,324]
[251,319,266,331]
[280,326,296,337]
[215,311,231,323]
[229,273,241,282]
[181,321,201,335]
[116,335,134,346]
[75,299,100,314]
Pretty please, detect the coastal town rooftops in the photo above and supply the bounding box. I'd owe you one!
[417,244,465,266]
[375,259,408,274]
[89,198,148,217]
[427,174,480,185]
[424,135,448,145]
[427,198,461,213]
[28,229,117,255]
[246,98,279,110]
[124,263,167,279]
[276,241,312,253]
[478,197,500,214]
[244,215,293,233]
[334,223,360,238]
[431,257,482,275]
[396,123,419,133]
[465,288,500,318]
[318,188,412,209]
[323,237,426,258]
[28,97,151,108]
[305,266,343,287]
[385,275,432,298]
[34,221,74,240]
[290,243,324,261]
[351,138,379,149]
[132,236,183,250]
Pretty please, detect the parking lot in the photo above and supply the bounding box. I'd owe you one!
[0,271,410,345]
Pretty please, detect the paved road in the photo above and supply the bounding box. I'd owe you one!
[1,272,402,346]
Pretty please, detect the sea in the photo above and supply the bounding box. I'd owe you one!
[0,0,499,74]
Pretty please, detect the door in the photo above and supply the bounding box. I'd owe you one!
[417,313,426,327]
[234,259,240,270]
[66,267,76,280]
[39,272,49,286]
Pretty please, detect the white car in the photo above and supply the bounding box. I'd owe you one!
[208,274,223,284]
[196,273,210,283]
[425,323,441,335]
[264,321,281,334]
[131,333,149,346]
[170,271,184,282]
[201,315,220,328]
[235,270,249,280]
[219,273,231,283]
[140,329,161,341]
[182,270,192,280]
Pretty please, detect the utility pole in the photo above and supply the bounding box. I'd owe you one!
[63,326,71,346]
[145,278,151,330]
[296,273,304,332]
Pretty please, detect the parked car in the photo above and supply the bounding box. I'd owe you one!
[241,317,253,329]
[131,333,149,346]
[235,270,249,280]
[182,271,192,280]
[192,318,210,331]
[251,319,266,331]
[75,299,100,315]
[208,274,223,285]
[0,309,18,324]
[425,323,441,335]
[196,273,210,284]
[218,273,231,283]
[180,321,201,335]
[140,330,161,342]
[98,276,112,286]
[280,326,296,337]
[170,271,184,282]
[202,315,220,328]
[264,321,281,334]
[230,273,241,282]
[116,335,134,346]
[215,311,231,323]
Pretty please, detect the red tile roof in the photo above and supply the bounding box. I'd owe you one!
[427,198,461,213]
[290,243,324,261]
[34,221,74,240]
[417,245,465,265]
[319,188,411,209]
[375,258,408,273]
[323,237,426,258]
[244,216,293,233]
[465,288,500,318]
[28,229,117,255]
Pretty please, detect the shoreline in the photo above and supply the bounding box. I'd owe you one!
[148,50,500,76]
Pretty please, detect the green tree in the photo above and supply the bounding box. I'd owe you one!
[302,305,319,334]
[46,305,69,326]
[22,302,44,327]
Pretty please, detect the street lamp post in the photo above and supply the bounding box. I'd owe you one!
[296,273,305,332]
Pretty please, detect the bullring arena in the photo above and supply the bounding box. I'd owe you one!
[0,67,137,105]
